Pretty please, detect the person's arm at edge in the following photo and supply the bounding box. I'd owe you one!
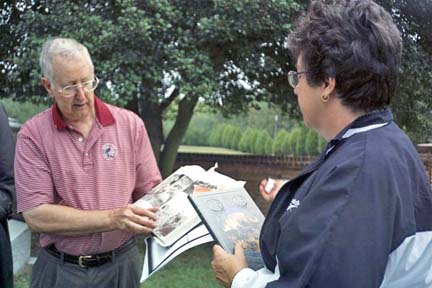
[0,104,15,221]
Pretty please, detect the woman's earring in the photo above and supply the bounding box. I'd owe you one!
[321,94,330,102]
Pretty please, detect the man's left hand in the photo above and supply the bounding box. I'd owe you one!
[211,243,247,287]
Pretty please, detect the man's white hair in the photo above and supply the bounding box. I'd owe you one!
[39,38,94,84]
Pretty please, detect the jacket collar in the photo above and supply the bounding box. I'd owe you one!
[333,107,393,141]
[300,107,393,176]
[51,96,115,130]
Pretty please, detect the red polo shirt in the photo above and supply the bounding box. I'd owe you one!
[15,97,161,255]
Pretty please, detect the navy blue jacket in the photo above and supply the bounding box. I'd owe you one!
[260,108,432,287]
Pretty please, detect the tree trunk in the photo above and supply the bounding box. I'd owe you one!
[126,95,163,163]
[159,94,199,177]
[139,99,164,163]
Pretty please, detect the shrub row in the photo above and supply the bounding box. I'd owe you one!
[207,123,326,155]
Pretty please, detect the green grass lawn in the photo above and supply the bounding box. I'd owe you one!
[143,243,221,288]
[14,241,221,288]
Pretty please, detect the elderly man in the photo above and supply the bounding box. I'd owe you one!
[0,103,15,288]
[15,38,162,288]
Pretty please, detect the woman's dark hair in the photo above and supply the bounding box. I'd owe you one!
[287,0,402,112]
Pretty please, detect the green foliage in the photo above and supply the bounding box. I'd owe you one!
[210,102,297,137]
[4,1,302,115]
[295,126,308,156]
[3,0,302,174]
[0,98,49,123]
[287,127,301,155]
[208,124,226,147]
[221,125,235,148]
[318,136,327,153]
[305,129,319,156]
[273,129,289,155]
[181,110,221,147]
[265,137,274,155]
[228,127,243,150]
[254,131,271,155]
[248,130,259,153]
[239,128,254,152]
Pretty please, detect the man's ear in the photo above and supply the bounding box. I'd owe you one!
[41,77,54,97]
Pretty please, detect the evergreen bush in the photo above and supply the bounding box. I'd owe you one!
[273,129,289,155]
[305,129,319,155]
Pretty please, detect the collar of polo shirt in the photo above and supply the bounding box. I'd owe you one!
[52,96,115,129]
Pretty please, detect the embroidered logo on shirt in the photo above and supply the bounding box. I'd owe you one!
[287,199,300,211]
[101,143,118,160]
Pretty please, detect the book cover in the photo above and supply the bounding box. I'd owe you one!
[189,187,265,270]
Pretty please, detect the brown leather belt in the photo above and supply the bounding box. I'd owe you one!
[45,238,135,268]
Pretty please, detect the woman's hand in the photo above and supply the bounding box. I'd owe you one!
[211,244,247,287]
[259,178,284,203]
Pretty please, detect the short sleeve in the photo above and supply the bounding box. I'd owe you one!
[132,120,161,200]
[15,132,55,212]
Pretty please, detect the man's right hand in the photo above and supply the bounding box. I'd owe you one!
[110,205,158,236]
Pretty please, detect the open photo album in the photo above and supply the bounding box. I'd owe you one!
[135,165,241,247]
[136,165,264,282]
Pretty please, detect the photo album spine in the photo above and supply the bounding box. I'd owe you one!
[188,195,220,248]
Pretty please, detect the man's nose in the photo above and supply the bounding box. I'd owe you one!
[75,86,86,99]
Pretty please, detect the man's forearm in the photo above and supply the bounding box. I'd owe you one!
[23,204,116,236]
[23,203,158,236]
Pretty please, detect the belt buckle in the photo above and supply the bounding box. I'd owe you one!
[78,255,93,268]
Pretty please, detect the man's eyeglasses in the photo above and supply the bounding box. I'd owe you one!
[287,71,309,88]
[58,77,99,98]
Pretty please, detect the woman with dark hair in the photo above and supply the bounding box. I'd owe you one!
[211,0,432,287]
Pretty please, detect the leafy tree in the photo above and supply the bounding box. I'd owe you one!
[4,0,432,177]
[3,0,301,176]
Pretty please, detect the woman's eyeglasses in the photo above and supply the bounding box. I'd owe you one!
[287,71,309,88]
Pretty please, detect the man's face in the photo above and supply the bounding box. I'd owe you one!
[43,53,96,124]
